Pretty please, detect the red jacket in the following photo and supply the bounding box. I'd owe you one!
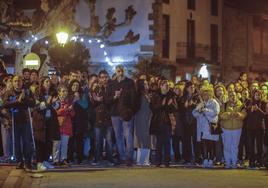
[57,100,75,136]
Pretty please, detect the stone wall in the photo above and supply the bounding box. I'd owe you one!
[222,5,250,82]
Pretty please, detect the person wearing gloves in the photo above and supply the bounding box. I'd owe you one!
[192,87,220,168]
[220,91,247,169]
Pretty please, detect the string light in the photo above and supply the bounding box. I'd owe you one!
[3,35,115,68]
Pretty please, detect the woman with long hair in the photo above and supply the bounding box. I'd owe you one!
[193,87,220,168]
[68,79,89,164]
[134,79,152,166]
[34,76,60,169]
[246,89,266,168]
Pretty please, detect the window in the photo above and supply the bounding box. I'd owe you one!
[187,19,195,58]
[188,0,195,10]
[211,24,218,64]
[211,0,218,16]
[253,16,268,56]
[163,0,170,4]
[162,14,170,58]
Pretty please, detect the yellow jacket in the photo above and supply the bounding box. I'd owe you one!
[219,100,247,130]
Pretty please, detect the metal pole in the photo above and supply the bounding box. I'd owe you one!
[11,111,16,161]
[28,108,36,152]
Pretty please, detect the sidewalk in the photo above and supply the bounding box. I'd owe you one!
[0,165,14,187]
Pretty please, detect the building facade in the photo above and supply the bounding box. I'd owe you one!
[150,0,223,81]
[223,0,268,82]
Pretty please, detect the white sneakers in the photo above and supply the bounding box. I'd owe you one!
[37,163,47,171]
[37,161,55,171]
[203,159,208,168]
[43,161,55,169]
[203,159,213,168]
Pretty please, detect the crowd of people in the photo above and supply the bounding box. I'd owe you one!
[0,65,268,171]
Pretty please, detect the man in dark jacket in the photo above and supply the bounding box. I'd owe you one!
[3,75,35,171]
[106,65,137,166]
[91,70,114,165]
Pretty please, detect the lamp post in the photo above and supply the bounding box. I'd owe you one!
[56,31,69,46]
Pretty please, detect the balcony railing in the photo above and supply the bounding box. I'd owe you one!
[176,42,221,64]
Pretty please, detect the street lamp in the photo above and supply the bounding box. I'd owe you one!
[56,31,69,46]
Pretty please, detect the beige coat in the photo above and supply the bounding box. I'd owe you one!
[220,100,247,130]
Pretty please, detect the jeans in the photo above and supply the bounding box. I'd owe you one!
[136,148,150,165]
[111,116,134,162]
[94,125,114,162]
[14,124,32,165]
[53,135,69,162]
[222,128,242,166]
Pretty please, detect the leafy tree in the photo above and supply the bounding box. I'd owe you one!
[48,41,90,74]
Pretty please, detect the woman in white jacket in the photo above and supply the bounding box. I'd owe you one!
[193,87,220,168]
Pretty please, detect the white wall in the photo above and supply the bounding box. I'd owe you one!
[74,0,154,65]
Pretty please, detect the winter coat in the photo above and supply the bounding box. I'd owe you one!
[36,93,60,141]
[73,92,89,134]
[107,77,137,121]
[246,100,266,130]
[192,98,220,141]
[91,85,111,126]
[220,100,247,130]
[134,95,152,148]
[3,89,35,125]
[149,91,174,135]
[56,100,75,136]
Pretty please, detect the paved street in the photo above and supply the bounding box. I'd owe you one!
[1,166,267,188]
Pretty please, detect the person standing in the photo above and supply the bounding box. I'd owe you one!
[3,75,36,171]
[246,90,266,168]
[134,79,152,166]
[182,81,200,164]
[220,91,247,169]
[193,87,220,168]
[150,80,174,167]
[91,70,114,165]
[55,84,75,166]
[107,65,137,166]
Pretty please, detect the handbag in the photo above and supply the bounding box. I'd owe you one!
[209,122,222,135]
[203,114,222,135]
